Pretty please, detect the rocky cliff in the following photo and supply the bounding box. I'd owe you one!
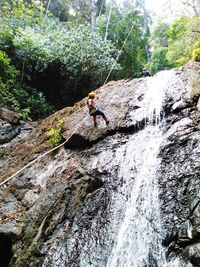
[0,62,200,267]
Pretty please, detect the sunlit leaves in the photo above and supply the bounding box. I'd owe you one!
[149,16,200,73]
[167,16,200,66]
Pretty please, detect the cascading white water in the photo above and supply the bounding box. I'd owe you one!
[106,124,164,267]
[106,71,190,267]
[41,71,193,267]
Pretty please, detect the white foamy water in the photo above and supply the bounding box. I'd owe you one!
[106,71,191,267]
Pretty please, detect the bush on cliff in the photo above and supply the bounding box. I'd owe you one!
[0,78,54,119]
[192,41,200,62]
[0,79,20,111]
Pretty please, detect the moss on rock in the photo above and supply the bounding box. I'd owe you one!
[191,77,200,102]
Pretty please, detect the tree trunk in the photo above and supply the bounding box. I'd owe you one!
[194,0,200,15]
[45,0,52,16]
[91,0,96,32]
[104,2,112,42]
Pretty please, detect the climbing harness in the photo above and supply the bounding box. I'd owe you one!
[0,24,134,187]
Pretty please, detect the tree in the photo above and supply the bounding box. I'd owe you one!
[151,23,170,48]
[181,0,200,16]
[97,4,151,78]
[149,47,172,74]
[148,23,172,74]
[0,0,120,109]
[149,16,200,73]
[167,16,200,66]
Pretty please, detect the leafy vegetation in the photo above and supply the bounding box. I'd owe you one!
[0,0,199,119]
[47,119,65,147]
[0,78,20,111]
[97,6,150,78]
[0,48,53,119]
[149,17,200,74]
[0,50,18,82]
[0,0,122,113]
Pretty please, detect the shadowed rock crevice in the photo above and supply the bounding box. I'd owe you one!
[0,233,14,267]
[64,118,147,150]
[64,134,91,149]
[178,233,200,248]
[85,177,104,194]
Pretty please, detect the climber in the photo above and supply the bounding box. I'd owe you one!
[87,92,109,127]
[140,68,151,77]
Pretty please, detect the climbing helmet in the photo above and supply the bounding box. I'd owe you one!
[88,92,96,98]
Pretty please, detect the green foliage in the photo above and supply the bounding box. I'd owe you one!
[192,41,200,61]
[151,23,170,48]
[0,0,120,105]
[32,0,71,21]
[149,22,172,73]
[149,47,172,75]
[12,86,54,119]
[0,0,150,112]
[0,50,18,82]
[47,119,65,147]
[25,0,106,23]
[97,7,150,78]
[149,17,200,73]
[11,22,119,81]
[167,17,188,41]
[13,27,49,69]
[0,1,105,114]
[27,90,54,118]
[0,78,20,110]
[166,17,191,66]
[192,48,200,61]
[167,17,200,66]
[19,107,30,120]
[0,76,54,119]
[0,0,55,119]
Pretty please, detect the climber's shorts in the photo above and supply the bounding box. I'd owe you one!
[90,108,105,117]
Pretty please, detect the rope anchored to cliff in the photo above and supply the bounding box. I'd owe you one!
[0,116,89,187]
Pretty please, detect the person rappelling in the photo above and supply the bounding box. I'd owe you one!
[87,92,109,127]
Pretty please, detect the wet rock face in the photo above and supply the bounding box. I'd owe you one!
[0,63,200,267]
[0,108,20,144]
[0,122,20,144]
[158,121,200,260]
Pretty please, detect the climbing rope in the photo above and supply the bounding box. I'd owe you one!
[103,24,134,86]
[0,116,88,187]
[45,0,52,16]
[0,24,134,187]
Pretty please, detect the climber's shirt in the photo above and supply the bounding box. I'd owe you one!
[87,99,97,114]
[87,99,105,116]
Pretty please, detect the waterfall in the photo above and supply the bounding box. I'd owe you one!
[106,125,164,267]
[106,72,191,267]
[41,71,193,267]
